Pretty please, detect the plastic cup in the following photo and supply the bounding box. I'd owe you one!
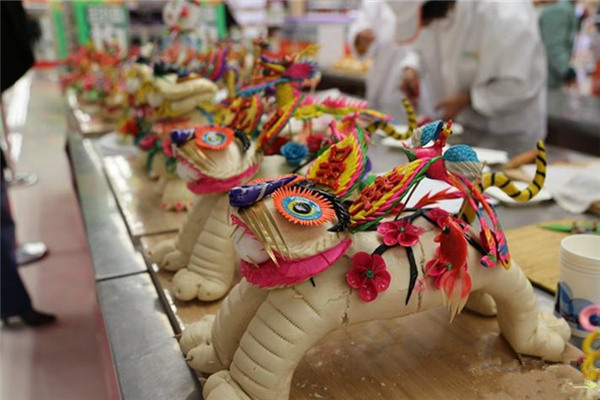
[557,234,600,338]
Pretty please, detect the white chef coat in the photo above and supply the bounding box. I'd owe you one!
[400,0,548,154]
[348,1,410,122]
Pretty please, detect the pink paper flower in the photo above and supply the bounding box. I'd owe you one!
[346,252,391,302]
[426,208,468,231]
[426,208,451,228]
[377,220,425,247]
[161,137,174,157]
[424,246,451,289]
[139,135,158,151]
[307,133,330,153]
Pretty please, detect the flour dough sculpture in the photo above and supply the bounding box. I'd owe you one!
[179,124,570,400]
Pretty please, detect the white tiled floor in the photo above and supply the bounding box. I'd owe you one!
[1,71,119,399]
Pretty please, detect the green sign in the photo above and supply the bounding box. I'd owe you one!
[73,1,129,54]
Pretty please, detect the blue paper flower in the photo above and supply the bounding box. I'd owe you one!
[281,142,308,166]
[170,129,194,146]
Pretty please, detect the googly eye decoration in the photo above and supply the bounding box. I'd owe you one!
[272,186,335,226]
[195,125,234,150]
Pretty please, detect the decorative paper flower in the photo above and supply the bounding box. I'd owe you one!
[263,136,290,156]
[161,137,174,157]
[139,135,158,151]
[170,128,194,145]
[424,247,452,289]
[118,119,139,136]
[377,220,425,247]
[307,133,330,153]
[280,142,308,166]
[425,208,450,228]
[426,208,469,231]
[346,252,391,302]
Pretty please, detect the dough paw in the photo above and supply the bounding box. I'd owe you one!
[180,315,228,373]
[162,250,189,272]
[203,371,250,400]
[148,239,176,265]
[172,268,204,301]
[180,314,214,354]
[196,278,230,302]
[510,312,570,362]
[172,267,231,301]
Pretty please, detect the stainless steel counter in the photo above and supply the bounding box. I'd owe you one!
[67,129,593,399]
[97,273,201,400]
[67,132,202,400]
[68,133,147,281]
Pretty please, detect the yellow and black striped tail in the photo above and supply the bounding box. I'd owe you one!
[225,69,236,99]
[365,99,418,140]
[479,141,547,201]
[402,98,418,135]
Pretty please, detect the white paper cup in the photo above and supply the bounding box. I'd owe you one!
[557,234,600,338]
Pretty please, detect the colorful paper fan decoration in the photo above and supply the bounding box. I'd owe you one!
[272,186,335,226]
[349,157,439,231]
[195,125,234,150]
[257,95,302,151]
[306,125,368,199]
[226,95,263,136]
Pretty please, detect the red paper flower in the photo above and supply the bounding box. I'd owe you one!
[377,220,425,247]
[346,252,391,302]
[307,133,330,153]
[424,247,451,289]
[263,136,290,156]
[426,208,450,227]
[179,5,190,18]
[161,137,174,157]
[118,119,139,136]
[426,208,469,231]
[139,135,158,151]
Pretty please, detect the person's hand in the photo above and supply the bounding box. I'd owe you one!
[564,67,577,88]
[355,29,375,56]
[400,67,420,108]
[435,92,471,121]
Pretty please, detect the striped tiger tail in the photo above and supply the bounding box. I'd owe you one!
[365,98,417,140]
[479,141,547,201]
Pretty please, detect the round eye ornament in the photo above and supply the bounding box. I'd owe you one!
[195,125,233,150]
[272,186,335,226]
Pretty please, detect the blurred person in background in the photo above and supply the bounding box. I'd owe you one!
[1,0,55,326]
[591,6,600,95]
[537,0,578,89]
[392,0,547,156]
[348,1,415,121]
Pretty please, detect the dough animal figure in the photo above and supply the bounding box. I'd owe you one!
[151,46,419,300]
[122,59,220,211]
[148,94,297,300]
[179,127,570,400]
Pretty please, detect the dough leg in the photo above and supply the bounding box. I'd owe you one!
[147,238,176,266]
[181,280,268,373]
[484,264,570,361]
[205,282,347,400]
[172,195,236,301]
[148,194,222,271]
[465,291,497,316]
